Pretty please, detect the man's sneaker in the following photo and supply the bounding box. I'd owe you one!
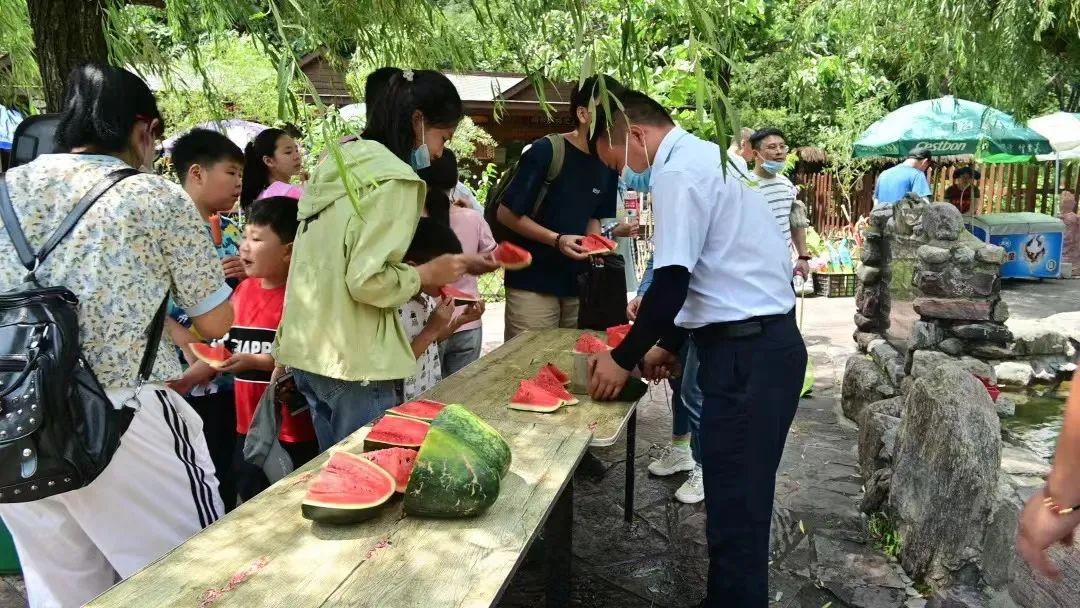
[675,464,705,504]
[648,443,695,476]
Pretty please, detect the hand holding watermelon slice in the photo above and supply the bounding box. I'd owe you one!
[492,242,532,270]
[439,285,481,306]
[579,234,618,255]
[190,342,230,369]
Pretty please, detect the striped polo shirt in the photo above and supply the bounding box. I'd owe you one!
[752,173,798,248]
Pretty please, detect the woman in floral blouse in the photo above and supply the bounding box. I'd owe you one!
[0,64,233,607]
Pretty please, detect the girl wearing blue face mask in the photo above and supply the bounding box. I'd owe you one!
[275,69,498,450]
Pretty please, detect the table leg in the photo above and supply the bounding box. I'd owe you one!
[545,480,573,608]
[624,408,637,523]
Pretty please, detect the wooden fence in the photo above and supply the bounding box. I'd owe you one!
[796,161,1080,235]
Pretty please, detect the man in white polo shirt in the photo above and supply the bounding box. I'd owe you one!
[586,90,808,606]
[749,128,812,281]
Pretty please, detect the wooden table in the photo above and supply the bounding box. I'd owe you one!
[88,420,590,608]
[422,329,642,522]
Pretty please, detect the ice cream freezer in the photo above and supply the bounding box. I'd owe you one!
[965,212,1064,279]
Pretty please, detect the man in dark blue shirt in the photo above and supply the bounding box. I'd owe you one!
[496,75,621,339]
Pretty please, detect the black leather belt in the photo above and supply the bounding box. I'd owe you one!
[691,310,795,344]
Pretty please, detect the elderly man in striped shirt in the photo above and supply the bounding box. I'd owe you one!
[749,128,812,285]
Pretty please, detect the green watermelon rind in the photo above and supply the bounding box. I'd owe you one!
[404,426,500,518]
[431,405,512,478]
[301,453,396,525]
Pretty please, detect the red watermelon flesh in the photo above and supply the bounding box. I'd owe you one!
[190,342,229,368]
[532,372,579,405]
[301,452,396,524]
[573,333,609,354]
[606,323,632,348]
[361,447,418,493]
[507,379,563,413]
[492,241,532,270]
[439,285,481,305]
[580,234,617,255]
[385,399,446,422]
[541,362,570,385]
[364,415,430,451]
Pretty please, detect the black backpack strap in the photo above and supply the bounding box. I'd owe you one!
[0,178,37,272]
[37,168,140,269]
[138,295,168,382]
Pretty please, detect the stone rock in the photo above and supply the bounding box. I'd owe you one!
[917,245,951,264]
[911,321,946,349]
[812,536,909,607]
[857,283,887,318]
[939,338,965,356]
[949,322,1013,344]
[991,299,1010,323]
[968,343,1016,360]
[994,361,1034,387]
[890,365,1002,587]
[1009,534,1080,607]
[869,341,906,386]
[854,331,881,352]
[855,312,883,332]
[1008,322,1069,356]
[860,468,892,514]
[862,240,883,265]
[858,398,903,478]
[982,480,1022,589]
[926,587,993,608]
[882,425,899,464]
[976,244,1006,265]
[922,203,965,241]
[996,396,1016,418]
[915,268,998,298]
[842,356,890,422]
[857,264,881,285]
[914,297,992,321]
[1031,357,1062,382]
[951,245,976,265]
[911,350,996,383]
[1001,445,1051,478]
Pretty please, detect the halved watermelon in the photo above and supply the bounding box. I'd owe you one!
[492,241,532,270]
[385,399,446,422]
[541,362,570,385]
[580,233,617,255]
[507,379,563,413]
[440,285,481,305]
[606,323,633,348]
[430,405,512,478]
[404,426,500,518]
[361,447,418,493]
[301,452,396,524]
[364,415,430,451]
[190,342,229,368]
[573,333,610,354]
[532,372,579,405]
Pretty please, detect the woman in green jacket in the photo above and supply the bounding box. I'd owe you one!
[275,69,492,450]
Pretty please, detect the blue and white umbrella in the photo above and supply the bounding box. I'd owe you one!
[0,105,26,151]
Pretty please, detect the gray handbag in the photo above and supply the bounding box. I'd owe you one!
[243,373,295,484]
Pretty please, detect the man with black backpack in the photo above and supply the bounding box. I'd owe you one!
[489,75,623,339]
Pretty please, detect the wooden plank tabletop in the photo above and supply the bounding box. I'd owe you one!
[87,420,590,608]
[421,329,644,447]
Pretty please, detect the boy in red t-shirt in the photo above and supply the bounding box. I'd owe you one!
[189,195,317,500]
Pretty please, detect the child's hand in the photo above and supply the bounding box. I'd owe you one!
[217,353,258,374]
[427,297,456,339]
[167,362,217,396]
[456,301,485,327]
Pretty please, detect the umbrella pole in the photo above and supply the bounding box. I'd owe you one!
[1056,154,1061,214]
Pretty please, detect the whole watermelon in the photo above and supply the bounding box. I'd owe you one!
[430,404,512,477]
[404,427,500,517]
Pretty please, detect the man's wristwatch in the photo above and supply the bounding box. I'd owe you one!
[797,255,812,261]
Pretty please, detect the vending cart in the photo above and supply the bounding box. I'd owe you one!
[965,212,1064,279]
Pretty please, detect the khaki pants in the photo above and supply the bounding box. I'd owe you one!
[504,288,579,341]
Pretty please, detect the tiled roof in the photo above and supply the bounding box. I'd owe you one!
[444,73,525,102]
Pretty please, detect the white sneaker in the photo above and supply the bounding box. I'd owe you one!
[648,443,695,476]
[675,464,705,504]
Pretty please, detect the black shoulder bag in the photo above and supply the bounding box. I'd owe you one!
[0,169,166,502]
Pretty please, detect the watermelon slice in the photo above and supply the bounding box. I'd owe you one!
[606,323,632,348]
[439,285,481,305]
[364,415,430,451]
[580,233,617,255]
[360,447,418,493]
[190,342,229,368]
[301,452,396,524]
[541,362,570,385]
[573,333,610,354]
[385,399,446,422]
[507,379,563,413]
[532,371,579,405]
[492,241,532,270]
